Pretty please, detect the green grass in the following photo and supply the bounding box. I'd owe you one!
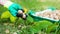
[0,0,60,34]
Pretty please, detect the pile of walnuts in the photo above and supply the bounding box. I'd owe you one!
[35,10,60,20]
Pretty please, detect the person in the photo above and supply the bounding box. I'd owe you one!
[0,0,27,20]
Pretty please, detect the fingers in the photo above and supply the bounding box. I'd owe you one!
[18,9,24,13]
[10,8,17,16]
[16,12,27,20]
[22,14,27,20]
[18,10,23,14]
[16,13,23,17]
[22,13,26,18]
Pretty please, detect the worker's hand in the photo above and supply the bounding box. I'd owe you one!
[1,11,17,22]
[22,14,28,20]
[16,13,27,20]
[4,1,24,17]
[3,1,28,20]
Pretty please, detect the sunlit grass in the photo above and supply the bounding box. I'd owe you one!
[0,0,60,34]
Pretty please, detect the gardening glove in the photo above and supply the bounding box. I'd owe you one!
[28,10,40,21]
[28,7,56,22]
[4,1,27,20]
[16,13,27,20]
[1,11,17,22]
[4,1,24,16]
[16,8,28,20]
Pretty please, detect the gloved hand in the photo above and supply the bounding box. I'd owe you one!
[16,13,27,20]
[1,11,17,22]
[4,1,27,20]
[16,8,28,20]
[4,1,23,16]
[28,10,40,21]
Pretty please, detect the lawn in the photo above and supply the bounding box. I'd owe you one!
[0,0,60,34]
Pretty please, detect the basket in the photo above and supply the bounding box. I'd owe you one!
[28,8,60,22]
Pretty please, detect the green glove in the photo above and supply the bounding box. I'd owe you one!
[1,11,17,22]
[28,7,59,22]
[9,3,23,16]
[4,1,23,16]
[28,10,41,22]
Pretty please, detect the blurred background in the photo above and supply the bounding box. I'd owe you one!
[0,0,60,34]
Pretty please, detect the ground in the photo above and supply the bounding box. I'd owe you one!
[0,0,60,34]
